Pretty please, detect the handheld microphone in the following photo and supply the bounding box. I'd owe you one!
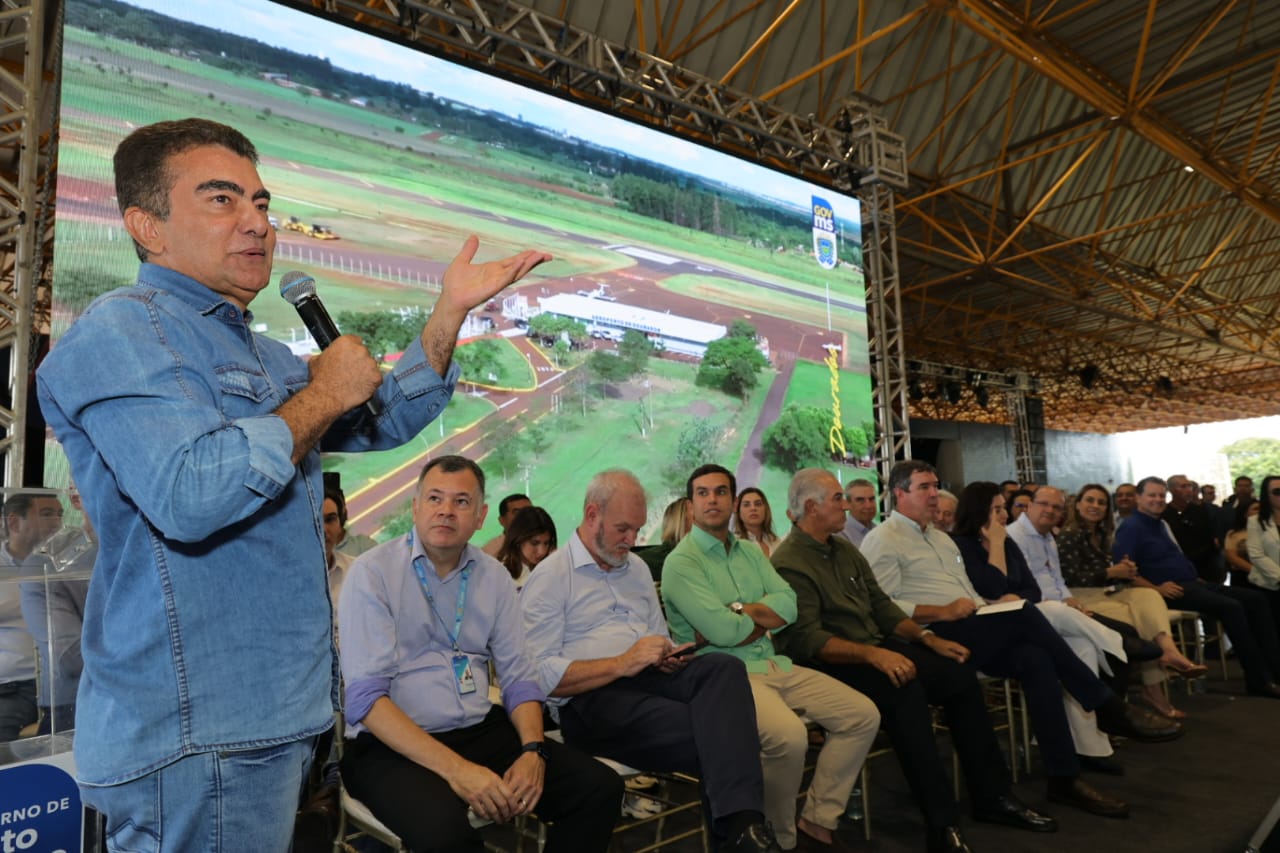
[279,270,381,418]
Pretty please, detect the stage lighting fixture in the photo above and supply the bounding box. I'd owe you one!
[1157,376,1175,395]
[943,381,963,404]
[909,380,924,401]
[974,386,990,408]
[1079,364,1099,389]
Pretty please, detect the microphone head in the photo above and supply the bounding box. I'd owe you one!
[279,271,317,306]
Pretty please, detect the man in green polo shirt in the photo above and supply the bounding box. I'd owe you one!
[770,467,1058,853]
[661,463,879,853]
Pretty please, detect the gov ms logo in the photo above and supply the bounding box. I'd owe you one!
[811,195,838,270]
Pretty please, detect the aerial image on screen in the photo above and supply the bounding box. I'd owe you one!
[52,0,873,544]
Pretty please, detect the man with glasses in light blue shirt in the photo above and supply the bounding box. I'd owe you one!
[339,456,621,853]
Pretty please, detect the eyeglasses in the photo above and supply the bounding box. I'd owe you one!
[1271,488,1280,497]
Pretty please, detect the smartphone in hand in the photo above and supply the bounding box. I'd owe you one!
[666,639,709,660]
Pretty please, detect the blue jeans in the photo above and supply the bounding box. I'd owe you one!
[82,737,316,853]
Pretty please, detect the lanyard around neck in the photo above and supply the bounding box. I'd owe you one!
[408,530,471,653]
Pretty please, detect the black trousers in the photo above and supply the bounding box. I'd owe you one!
[1176,580,1280,690]
[931,604,1112,777]
[558,651,764,836]
[341,706,623,853]
[815,639,1010,831]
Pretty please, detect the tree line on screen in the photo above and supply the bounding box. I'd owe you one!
[71,0,845,253]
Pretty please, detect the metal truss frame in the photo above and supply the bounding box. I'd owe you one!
[294,0,908,194]
[0,0,52,488]
[294,0,913,475]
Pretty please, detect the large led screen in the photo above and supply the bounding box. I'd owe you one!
[51,0,873,545]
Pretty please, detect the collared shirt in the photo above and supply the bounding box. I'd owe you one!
[37,263,459,784]
[860,510,982,620]
[770,527,907,665]
[0,545,38,687]
[838,517,874,548]
[661,525,796,673]
[521,531,669,707]
[1113,511,1198,585]
[339,536,543,737]
[1006,514,1070,601]
[16,532,92,707]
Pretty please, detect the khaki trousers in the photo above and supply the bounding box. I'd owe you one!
[748,661,880,848]
[1072,586,1173,686]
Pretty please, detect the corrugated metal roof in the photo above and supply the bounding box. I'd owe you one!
[298,0,1280,431]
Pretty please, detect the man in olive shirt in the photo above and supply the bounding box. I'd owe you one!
[771,469,1056,853]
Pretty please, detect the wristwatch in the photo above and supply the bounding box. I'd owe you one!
[729,601,745,615]
[522,741,549,761]
[915,628,935,644]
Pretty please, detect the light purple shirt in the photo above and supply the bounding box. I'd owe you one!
[339,534,544,736]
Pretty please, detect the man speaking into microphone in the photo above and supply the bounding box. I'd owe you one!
[36,117,551,852]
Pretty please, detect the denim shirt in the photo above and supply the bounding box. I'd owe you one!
[36,264,459,785]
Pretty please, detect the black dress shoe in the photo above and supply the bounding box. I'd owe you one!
[1077,753,1125,776]
[1247,682,1280,699]
[722,822,783,853]
[926,825,974,853]
[972,793,1058,832]
[1097,701,1184,743]
[1046,776,1129,818]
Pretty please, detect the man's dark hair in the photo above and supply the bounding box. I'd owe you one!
[999,479,1018,489]
[686,463,736,500]
[1136,475,1166,495]
[417,455,486,500]
[1010,488,1034,504]
[114,118,260,262]
[323,483,348,525]
[887,459,936,493]
[498,493,530,519]
[2,492,53,537]
[1236,475,1254,486]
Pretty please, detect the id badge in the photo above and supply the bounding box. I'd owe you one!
[453,654,477,695]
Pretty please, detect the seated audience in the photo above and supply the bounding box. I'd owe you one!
[521,469,782,853]
[1,492,60,740]
[482,493,533,557]
[495,506,557,591]
[734,486,781,557]
[324,472,377,558]
[1115,476,1280,698]
[934,490,958,533]
[839,479,878,547]
[323,482,356,620]
[1245,475,1280,627]
[1113,483,1138,527]
[773,468,1056,853]
[1226,497,1259,587]
[635,496,692,580]
[19,490,92,736]
[1057,483,1207,719]
[950,484,1167,774]
[338,456,622,853]
[1007,489,1033,523]
[862,460,1178,819]
[1163,474,1222,582]
[663,464,879,852]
